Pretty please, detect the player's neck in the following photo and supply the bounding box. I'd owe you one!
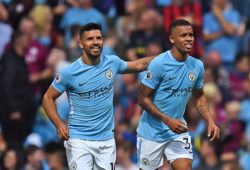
[170,48,187,62]
[82,54,100,66]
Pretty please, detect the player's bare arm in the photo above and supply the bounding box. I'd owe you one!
[138,83,188,134]
[192,88,220,141]
[123,55,155,73]
[42,85,69,140]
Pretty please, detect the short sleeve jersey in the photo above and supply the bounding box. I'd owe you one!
[137,50,204,142]
[52,55,127,140]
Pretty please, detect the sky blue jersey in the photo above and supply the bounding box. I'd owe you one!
[137,50,204,142]
[52,55,127,141]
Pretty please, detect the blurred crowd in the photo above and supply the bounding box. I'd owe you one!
[0,0,250,169]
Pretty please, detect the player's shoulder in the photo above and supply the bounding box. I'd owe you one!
[60,58,80,75]
[187,56,204,70]
[102,54,125,66]
[101,54,120,61]
[103,54,120,60]
[151,51,169,63]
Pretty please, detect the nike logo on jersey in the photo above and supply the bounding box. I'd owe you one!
[79,82,86,86]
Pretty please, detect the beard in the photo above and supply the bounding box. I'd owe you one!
[84,46,103,58]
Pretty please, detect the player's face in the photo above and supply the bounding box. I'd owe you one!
[169,25,194,54]
[80,29,104,58]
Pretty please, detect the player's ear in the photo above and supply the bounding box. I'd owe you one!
[169,34,174,44]
[79,41,84,49]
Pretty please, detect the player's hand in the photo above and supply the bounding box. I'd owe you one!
[165,118,188,134]
[56,121,69,141]
[207,122,220,141]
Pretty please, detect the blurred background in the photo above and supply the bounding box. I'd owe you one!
[0,0,250,169]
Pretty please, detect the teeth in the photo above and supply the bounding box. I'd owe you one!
[92,48,99,52]
[185,44,192,48]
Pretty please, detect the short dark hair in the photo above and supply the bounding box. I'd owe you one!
[79,23,102,38]
[169,19,192,35]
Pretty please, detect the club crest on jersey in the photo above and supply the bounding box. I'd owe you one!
[105,69,113,80]
[70,161,77,170]
[142,158,149,165]
[55,73,61,83]
[188,72,196,82]
[146,70,152,79]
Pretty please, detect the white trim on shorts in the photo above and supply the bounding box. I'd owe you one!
[137,134,193,170]
[64,138,116,170]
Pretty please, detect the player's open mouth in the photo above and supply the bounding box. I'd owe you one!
[92,47,100,52]
[185,44,192,49]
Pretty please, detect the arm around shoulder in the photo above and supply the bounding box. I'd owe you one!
[124,55,156,73]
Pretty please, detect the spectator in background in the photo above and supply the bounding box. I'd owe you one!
[19,16,52,110]
[126,8,167,60]
[44,142,68,170]
[60,0,107,47]
[203,82,226,124]
[220,100,245,163]
[41,0,81,48]
[102,28,118,56]
[202,0,244,66]
[29,4,54,48]
[222,159,242,170]
[5,0,34,29]
[0,31,34,149]
[22,144,49,170]
[0,147,24,170]
[197,135,222,170]
[93,0,117,18]
[115,0,146,44]
[228,52,250,100]
[67,24,82,62]
[203,51,232,103]
[47,0,72,32]
[46,150,68,170]
[116,140,138,170]
[0,2,12,59]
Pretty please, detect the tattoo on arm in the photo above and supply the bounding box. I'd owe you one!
[192,88,213,123]
[197,104,209,114]
[125,56,155,73]
[138,84,167,121]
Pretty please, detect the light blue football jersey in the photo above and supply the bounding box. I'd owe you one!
[52,55,127,140]
[137,50,204,142]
